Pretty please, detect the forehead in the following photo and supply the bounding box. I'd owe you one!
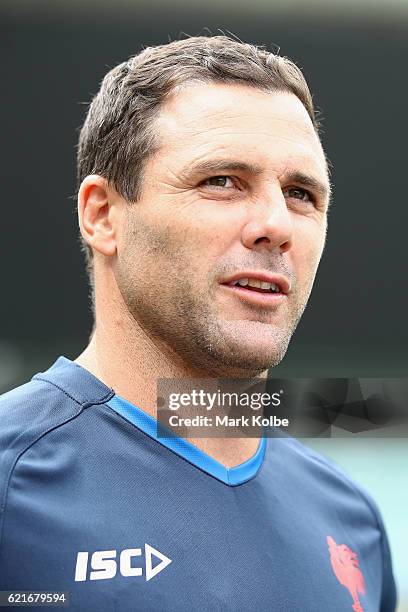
[152,82,329,182]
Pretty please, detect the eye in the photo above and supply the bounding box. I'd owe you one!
[283,186,315,204]
[200,175,236,189]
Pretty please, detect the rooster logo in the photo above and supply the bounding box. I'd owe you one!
[327,536,366,612]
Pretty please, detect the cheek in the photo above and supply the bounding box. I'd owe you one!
[176,208,240,265]
[123,210,163,257]
[291,220,326,280]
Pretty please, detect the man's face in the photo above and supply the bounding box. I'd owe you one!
[114,83,331,377]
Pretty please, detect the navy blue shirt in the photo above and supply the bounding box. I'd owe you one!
[0,357,397,611]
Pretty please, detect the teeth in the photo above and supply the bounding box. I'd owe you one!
[248,279,262,289]
[233,278,279,292]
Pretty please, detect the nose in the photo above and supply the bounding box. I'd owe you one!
[241,188,293,253]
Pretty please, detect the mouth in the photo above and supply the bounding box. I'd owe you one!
[219,272,290,309]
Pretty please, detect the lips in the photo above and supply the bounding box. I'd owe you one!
[219,270,290,309]
[220,271,290,295]
[220,284,287,308]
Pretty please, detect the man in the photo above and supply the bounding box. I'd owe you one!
[0,36,396,611]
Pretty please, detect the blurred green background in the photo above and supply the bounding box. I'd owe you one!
[1,0,407,608]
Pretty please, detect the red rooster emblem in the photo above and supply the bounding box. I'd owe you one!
[327,536,366,612]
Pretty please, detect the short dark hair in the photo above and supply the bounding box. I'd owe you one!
[77,34,321,306]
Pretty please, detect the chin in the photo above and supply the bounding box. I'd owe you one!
[215,345,289,376]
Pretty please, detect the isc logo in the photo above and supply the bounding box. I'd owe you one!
[74,544,172,582]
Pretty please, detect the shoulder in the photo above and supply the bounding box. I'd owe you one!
[267,434,386,527]
[285,438,398,610]
[0,358,114,519]
[0,376,82,500]
[0,374,83,448]
[0,356,114,448]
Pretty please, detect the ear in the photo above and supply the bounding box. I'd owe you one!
[78,175,122,258]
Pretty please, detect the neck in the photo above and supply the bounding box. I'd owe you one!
[75,285,267,467]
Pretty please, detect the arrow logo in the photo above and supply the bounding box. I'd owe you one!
[145,543,172,581]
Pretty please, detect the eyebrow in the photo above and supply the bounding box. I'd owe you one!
[282,170,332,201]
[182,158,332,202]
